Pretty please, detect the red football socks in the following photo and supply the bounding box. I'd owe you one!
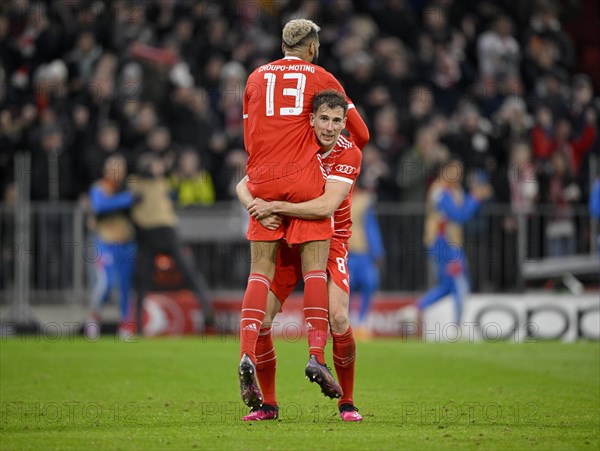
[303,270,329,364]
[239,273,271,362]
[255,327,277,406]
[332,326,357,407]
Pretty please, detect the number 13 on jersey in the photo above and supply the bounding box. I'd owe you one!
[263,72,306,117]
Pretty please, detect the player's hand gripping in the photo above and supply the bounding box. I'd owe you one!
[258,213,283,230]
[248,198,279,220]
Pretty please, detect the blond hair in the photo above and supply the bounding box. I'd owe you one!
[282,19,321,47]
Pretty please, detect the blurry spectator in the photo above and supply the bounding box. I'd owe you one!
[525,3,575,71]
[116,62,144,111]
[529,67,570,119]
[85,121,125,181]
[507,140,539,213]
[523,36,557,92]
[166,85,214,162]
[531,105,555,162]
[122,102,158,150]
[128,153,214,333]
[67,31,102,86]
[359,144,394,200]
[340,51,375,108]
[0,13,18,77]
[31,124,77,201]
[216,148,247,201]
[111,1,154,55]
[146,0,179,40]
[396,125,448,203]
[398,85,435,143]
[493,97,533,163]
[533,109,597,178]
[136,125,176,173]
[569,74,596,128]
[430,43,463,114]
[370,0,418,47]
[219,61,245,144]
[494,140,538,290]
[372,105,405,166]
[169,148,216,207]
[477,15,520,84]
[34,60,70,117]
[13,1,61,70]
[85,154,137,339]
[446,102,497,176]
[372,38,416,109]
[541,152,581,257]
[556,109,597,178]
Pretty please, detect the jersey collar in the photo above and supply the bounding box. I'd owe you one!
[321,144,336,159]
[283,56,303,61]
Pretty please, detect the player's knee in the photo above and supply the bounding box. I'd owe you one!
[262,311,276,329]
[329,308,349,334]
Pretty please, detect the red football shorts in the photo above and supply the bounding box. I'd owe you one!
[325,238,350,295]
[246,156,333,244]
[270,238,350,308]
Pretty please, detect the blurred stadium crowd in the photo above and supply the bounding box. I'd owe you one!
[0,0,598,216]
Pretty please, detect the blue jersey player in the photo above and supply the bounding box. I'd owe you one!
[84,154,137,339]
[590,177,600,256]
[347,185,384,338]
[417,160,492,324]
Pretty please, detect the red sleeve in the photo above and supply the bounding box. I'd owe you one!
[531,126,553,160]
[345,107,370,150]
[329,143,362,184]
[242,81,250,155]
[570,124,596,157]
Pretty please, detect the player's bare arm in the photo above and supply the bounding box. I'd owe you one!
[235,175,282,230]
[249,179,351,220]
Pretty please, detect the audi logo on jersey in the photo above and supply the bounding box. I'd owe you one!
[334,164,356,175]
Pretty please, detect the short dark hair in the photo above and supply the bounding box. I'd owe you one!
[312,90,348,115]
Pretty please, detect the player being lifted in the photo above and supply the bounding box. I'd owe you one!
[238,90,364,422]
[238,19,369,409]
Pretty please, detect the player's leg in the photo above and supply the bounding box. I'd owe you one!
[85,241,112,339]
[417,280,452,312]
[116,242,137,337]
[243,291,281,421]
[299,239,330,363]
[298,238,343,399]
[357,261,379,327]
[348,253,368,339]
[327,240,362,421]
[449,271,470,325]
[133,233,156,334]
[162,228,215,327]
[329,281,362,421]
[244,242,303,419]
[238,239,280,408]
[417,255,453,313]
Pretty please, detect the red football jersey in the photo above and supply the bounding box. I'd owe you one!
[321,135,362,240]
[243,56,352,184]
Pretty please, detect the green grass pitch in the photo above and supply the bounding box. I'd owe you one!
[1,336,598,450]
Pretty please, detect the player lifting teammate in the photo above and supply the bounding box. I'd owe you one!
[238,90,364,422]
[238,19,369,410]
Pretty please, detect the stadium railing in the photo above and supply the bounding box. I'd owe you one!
[0,200,596,315]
